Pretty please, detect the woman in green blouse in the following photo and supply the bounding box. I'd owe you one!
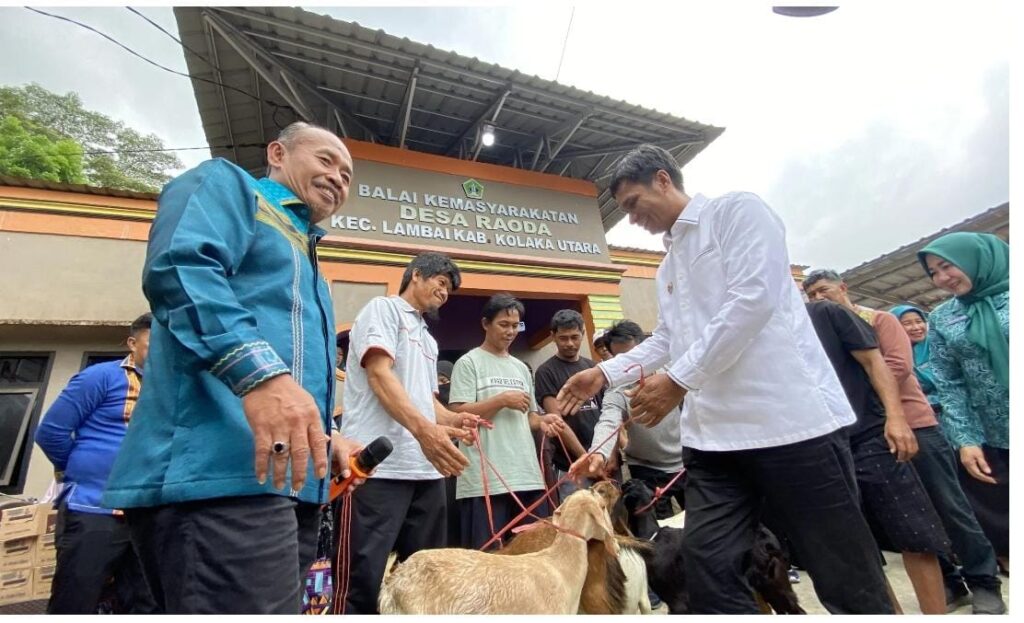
[918,232,1009,568]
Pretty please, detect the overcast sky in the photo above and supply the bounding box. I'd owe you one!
[0,1,1011,271]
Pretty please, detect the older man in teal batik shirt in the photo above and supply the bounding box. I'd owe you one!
[103,122,362,614]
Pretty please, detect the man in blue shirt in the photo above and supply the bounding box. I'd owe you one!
[102,122,363,614]
[35,313,158,614]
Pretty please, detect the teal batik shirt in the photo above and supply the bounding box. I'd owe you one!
[927,291,1009,450]
[103,159,337,507]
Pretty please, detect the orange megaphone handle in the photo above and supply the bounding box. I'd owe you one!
[329,454,372,502]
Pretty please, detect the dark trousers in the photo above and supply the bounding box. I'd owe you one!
[125,495,320,614]
[444,476,461,547]
[958,445,1009,559]
[627,464,686,519]
[681,430,893,614]
[47,503,158,614]
[338,478,446,614]
[912,426,1001,590]
[459,489,550,550]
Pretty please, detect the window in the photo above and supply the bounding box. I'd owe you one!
[81,352,128,370]
[0,389,38,486]
[0,354,54,495]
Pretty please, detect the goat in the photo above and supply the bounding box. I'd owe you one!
[377,489,617,614]
[496,480,652,615]
[619,478,805,615]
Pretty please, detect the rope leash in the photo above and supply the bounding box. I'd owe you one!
[478,363,650,551]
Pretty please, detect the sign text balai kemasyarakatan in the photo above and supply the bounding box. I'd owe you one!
[327,160,610,261]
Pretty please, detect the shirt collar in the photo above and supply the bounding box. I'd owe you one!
[662,193,708,250]
[120,354,142,377]
[391,295,422,317]
[256,177,325,237]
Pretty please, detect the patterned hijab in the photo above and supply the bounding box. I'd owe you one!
[917,232,1009,389]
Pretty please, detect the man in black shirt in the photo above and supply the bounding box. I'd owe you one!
[805,300,951,614]
[534,309,606,501]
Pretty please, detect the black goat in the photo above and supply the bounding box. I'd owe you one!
[618,478,804,615]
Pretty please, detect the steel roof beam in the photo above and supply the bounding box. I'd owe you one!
[252,69,266,141]
[210,8,713,138]
[562,136,704,162]
[538,111,592,171]
[391,65,419,147]
[203,20,239,163]
[441,88,511,157]
[202,11,379,142]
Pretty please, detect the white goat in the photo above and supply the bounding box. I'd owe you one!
[617,541,653,614]
[377,489,618,614]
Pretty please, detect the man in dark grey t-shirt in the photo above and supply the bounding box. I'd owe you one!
[534,309,604,501]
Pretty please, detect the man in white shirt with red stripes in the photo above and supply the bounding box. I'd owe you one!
[558,144,893,614]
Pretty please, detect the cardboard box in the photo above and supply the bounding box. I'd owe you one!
[36,506,57,537]
[32,564,56,601]
[0,502,42,542]
[33,532,56,567]
[0,536,36,572]
[0,568,33,606]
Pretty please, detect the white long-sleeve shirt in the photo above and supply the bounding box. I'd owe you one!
[599,192,855,451]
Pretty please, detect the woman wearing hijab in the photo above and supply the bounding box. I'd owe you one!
[890,303,1005,612]
[918,232,1009,572]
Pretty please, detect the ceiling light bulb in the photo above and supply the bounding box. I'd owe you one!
[481,123,496,147]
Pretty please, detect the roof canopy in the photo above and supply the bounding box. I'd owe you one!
[173,6,723,230]
[840,203,1009,311]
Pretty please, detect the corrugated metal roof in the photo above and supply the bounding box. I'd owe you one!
[172,6,723,231]
[839,203,1009,311]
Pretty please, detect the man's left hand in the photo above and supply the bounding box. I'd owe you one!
[627,373,686,428]
[330,431,364,486]
[884,415,918,462]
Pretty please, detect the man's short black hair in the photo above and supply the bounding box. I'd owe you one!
[802,268,844,292]
[550,309,584,333]
[129,312,152,336]
[605,319,645,347]
[482,292,525,322]
[609,144,684,197]
[399,252,462,294]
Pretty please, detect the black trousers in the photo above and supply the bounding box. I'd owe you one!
[125,495,320,614]
[47,502,158,614]
[681,430,894,614]
[338,478,446,614]
[459,489,550,550]
[627,464,686,519]
[958,445,1009,558]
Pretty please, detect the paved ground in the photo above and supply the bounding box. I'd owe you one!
[652,510,1009,615]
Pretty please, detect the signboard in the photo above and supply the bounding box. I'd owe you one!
[326,160,611,262]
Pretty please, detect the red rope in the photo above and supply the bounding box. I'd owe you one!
[632,468,686,516]
[333,492,354,614]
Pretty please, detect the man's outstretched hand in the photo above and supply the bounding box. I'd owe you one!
[555,367,607,416]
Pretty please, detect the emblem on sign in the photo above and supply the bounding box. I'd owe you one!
[462,178,484,199]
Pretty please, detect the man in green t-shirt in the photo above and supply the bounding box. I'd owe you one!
[449,293,566,549]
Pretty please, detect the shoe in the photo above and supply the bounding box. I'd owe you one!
[787,567,801,584]
[945,582,971,612]
[971,587,1007,615]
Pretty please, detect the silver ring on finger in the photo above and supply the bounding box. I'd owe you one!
[272,441,289,456]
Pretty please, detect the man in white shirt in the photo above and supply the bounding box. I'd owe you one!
[338,252,480,614]
[557,144,893,614]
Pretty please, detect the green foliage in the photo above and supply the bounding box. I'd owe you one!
[0,115,86,183]
[0,83,183,191]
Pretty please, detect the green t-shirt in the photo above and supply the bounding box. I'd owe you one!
[449,347,545,499]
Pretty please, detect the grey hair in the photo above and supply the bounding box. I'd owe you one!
[802,269,844,292]
[265,121,333,175]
